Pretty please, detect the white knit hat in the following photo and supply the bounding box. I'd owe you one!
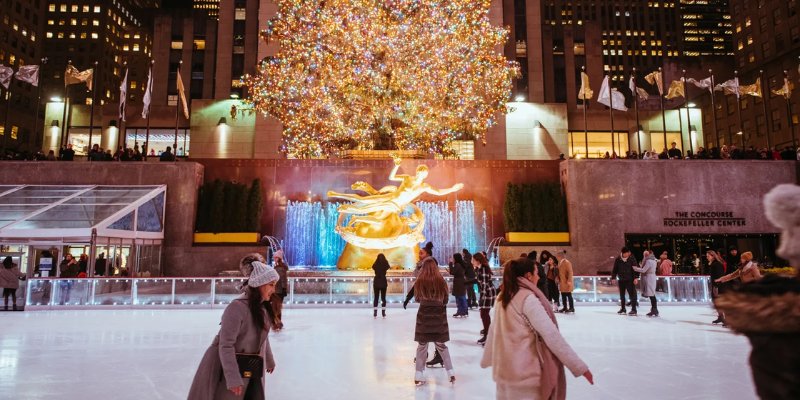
[248,261,280,288]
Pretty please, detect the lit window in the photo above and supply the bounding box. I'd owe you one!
[133,44,139,51]
[91,32,98,39]
[8,54,14,65]
[70,18,76,25]
[71,5,78,12]
[235,8,246,20]
[82,19,88,26]
[94,6,101,13]
[93,19,99,26]
[48,19,55,25]
[60,4,66,12]
[123,45,129,51]
[57,32,64,38]
[31,33,35,42]
[745,17,751,27]
[49,4,56,12]
[193,39,205,50]
[130,81,137,89]
[12,22,18,31]
[10,126,17,140]
[58,19,64,25]
[171,41,183,50]
[83,5,90,12]
[69,33,75,39]
[133,34,140,39]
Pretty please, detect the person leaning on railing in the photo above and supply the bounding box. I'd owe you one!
[715,252,762,286]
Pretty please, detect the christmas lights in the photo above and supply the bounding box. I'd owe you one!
[245,0,517,158]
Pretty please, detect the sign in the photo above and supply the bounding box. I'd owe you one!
[663,211,746,227]
[39,257,53,271]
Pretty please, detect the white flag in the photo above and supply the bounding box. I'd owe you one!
[629,76,649,101]
[0,65,13,89]
[119,68,128,122]
[597,76,628,111]
[14,65,39,86]
[687,77,713,93]
[177,71,189,119]
[142,68,153,119]
[715,78,740,98]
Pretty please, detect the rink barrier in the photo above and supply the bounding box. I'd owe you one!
[23,276,710,309]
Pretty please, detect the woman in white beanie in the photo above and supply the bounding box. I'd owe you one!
[188,261,280,400]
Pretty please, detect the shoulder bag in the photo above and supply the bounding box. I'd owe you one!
[236,330,266,379]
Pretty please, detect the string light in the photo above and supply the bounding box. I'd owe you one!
[245,0,518,158]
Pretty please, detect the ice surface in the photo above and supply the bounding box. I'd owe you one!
[0,305,757,400]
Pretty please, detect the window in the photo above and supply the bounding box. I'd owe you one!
[748,52,755,63]
[133,44,139,51]
[57,32,64,38]
[82,5,89,12]
[49,4,55,12]
[94,6,101,13]
[46,31,53,38]
[123,45,129,51]
[60,4,66,12]
[171,40,183,50]
[91,32,98,39]
[68,32,75,39]
[130,81,137,89]
[47,19,54,25]
[193,39,205,50]
[71,5,77,12]
[235,8,246,20]
[70,18,76,25]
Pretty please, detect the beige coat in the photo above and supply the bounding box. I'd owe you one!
[481,282,588,399]
[557,259,574,292]
[718,261,762,284]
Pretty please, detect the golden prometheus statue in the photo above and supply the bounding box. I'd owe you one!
[327,156,463,270]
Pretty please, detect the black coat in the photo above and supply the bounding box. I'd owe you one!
[414,299,450,343]
[464,262,477,282]
[535,262,549,297]
[612,256,639,281]
[372,260,390,289]
[448,262,466,296]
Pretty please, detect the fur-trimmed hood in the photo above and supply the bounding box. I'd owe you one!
[714,275,800,334]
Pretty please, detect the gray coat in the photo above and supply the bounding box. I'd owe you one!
[188,294,275,400]
[632,255,658,297]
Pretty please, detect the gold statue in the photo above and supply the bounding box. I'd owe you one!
[327,156,463,270]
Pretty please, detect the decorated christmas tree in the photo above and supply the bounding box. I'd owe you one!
[245,0,517,158]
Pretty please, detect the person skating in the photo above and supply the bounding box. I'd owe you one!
[187,261,279,400]
[481,257,594,399]
[1,257,25,311]
[403,242,436,309]
[449,253,468,317]
[716,252,763,286]
[271,250,289,330]
[462,249,479,309]
[555,250,575,313]
[707,250,727,324]
[413,258,456,385]
[527,251,549,299]
[541,251,560,310]
[372,253,390,318]
[632,251,659,317]
[611,247,640,316]
[473,252,496,345]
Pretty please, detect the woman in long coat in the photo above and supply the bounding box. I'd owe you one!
[372,253,390,318]
[449,253,468,317]
[188,261,279,400]
[473,252,496,345]
[414,258,455,385]
[632,251,658,317]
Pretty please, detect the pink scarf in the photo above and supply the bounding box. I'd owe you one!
[514,277,567,400]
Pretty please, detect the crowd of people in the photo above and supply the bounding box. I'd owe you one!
[1,143,182,161]
[597,142,800,160]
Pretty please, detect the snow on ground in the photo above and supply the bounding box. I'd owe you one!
[0,305,756,400]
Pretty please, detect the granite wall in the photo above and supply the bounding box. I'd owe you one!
[560,160,799,274]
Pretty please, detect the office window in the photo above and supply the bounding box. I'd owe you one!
[46,31,53,38]
[49,4,55,12]
[57,32,64,38]
[133,44,139,51]
[83,5,89,12]
[47,19,54,25]
[70,18,76,25]
[171,41,183,50]
[71,5,77,12]
[60,4,66,12]
[91,32,98,39]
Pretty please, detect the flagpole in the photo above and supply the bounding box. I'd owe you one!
[608,73,615,157]
[682,70,692,156]
[582,65,588,158]
[87,61,98,157]
[759,70,771,150]
[145,60,153,161]
[734,70,745,148]
[120,62,127,151]
[659,67,667,153]
[786,70,798,148]
[33,58,46,152]
[60,61,71,149]
[174,60,182,159]
[632,68,642,156]
[709,69,720,149]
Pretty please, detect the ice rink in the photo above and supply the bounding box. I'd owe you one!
[0,305,757,400]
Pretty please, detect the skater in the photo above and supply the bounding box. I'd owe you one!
[715,252,762,285]
[632,251,659,317]
[527,251,548,298]
[462,249,478,309]
[611,247,639,316]
[473,252,496,345]
[555,250,575,313]
[187,261,279,400]
[541,251,560,309]
[707,250,727,324]
[413,258,456,385]
[372,253,390,318]
[449,253,468,317]
[403,242,436,309]
[271,250,289,330]
[1,257,25,311]
[481,258,593,400]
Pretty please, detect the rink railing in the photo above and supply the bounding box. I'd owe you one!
[23,275,710,309]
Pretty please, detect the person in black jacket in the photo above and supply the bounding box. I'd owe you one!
[611,247,640,316]
[372,253,390,318]
[706,250,727,325]
[527,251,548,299]
[462,249,478,309]
[449,253,468,317]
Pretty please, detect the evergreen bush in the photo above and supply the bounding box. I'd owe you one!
[503,182,568,232]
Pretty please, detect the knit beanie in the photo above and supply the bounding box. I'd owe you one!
[273,249,284,261]
[248,261,279,288]
[740,252,753,262]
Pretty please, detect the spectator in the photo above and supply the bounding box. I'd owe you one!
[658,148,669,159]
[658,251,673,276]
[61,144,75,161]
[667,142,682,159]
[160,146,176,161]
[46,150,56,161]
[1,256,25,311]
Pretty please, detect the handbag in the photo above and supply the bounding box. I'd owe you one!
[235,330,265,379]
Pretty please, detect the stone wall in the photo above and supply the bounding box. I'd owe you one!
[560,159,798,274]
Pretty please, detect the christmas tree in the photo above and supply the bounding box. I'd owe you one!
[245,0,517,158]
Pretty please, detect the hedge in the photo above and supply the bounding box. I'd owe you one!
[503,182,568,232]
[195,179,264,233]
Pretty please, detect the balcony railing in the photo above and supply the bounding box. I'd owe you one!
[24,275,710,309]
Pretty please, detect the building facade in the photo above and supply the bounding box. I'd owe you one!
[0,0,47,155]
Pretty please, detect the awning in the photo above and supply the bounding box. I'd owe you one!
[0,185,166,241]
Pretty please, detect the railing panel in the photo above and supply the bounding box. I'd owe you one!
[135,279,174,306]
[173,278,214,305]
[93,279,133,306]
[26,279,54,306]
[330,278,371,305]
[214,278,246,305]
